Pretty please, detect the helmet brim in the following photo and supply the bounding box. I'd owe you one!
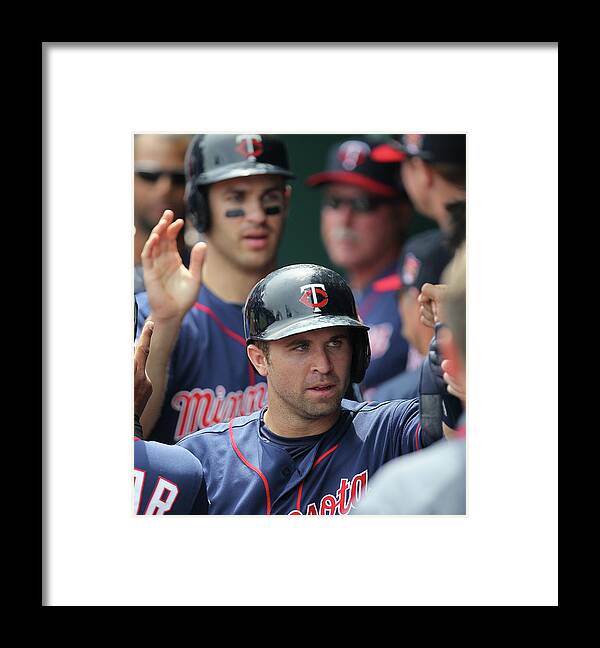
[196,163,295,186]
[248,314,369,343]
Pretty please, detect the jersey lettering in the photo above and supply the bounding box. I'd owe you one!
[144,477,179,515]
[171,383,268,440]
[288,470,369,516]
[133,468,146,514]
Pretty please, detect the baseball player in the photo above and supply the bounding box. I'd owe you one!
[306,138,414,395]
[134,134,192,294]
[136,134,294,444]
[176,263,459,515]
[133,310,206,515]
[353,244,467,515]
[371,134,466,265]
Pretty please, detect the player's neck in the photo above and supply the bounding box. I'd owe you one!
[264,403,340,438]
[202,251,275,304]
[347,247,401,291]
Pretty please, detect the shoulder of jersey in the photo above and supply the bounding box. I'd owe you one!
[135,290,150,314]
[143,439,200,457]
[342,398,418,414]
[342,399,386,413]
[405,228,444,247]
[176,409,263,442]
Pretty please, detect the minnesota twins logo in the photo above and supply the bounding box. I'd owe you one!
[299,283,329,313]
[236,134,264,161]
[337,140,371,171]
[402,134,424,155]
[401,253,421,286]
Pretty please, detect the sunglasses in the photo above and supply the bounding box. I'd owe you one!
[135,165,186,187]
[322,195,395,213]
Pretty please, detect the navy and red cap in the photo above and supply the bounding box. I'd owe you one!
[369,230,454,295]
[371,134,466,166]
[305,138,407,198]
[396,230,455,293]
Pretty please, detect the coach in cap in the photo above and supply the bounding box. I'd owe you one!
[306,138,414,396]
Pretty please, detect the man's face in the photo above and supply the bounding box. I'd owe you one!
[206,174,289,272]
[134,135,188,232]
[251,327,352,421]
[320,184,407,271]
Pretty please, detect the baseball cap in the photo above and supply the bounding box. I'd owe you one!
[305,138,406,198]
[370,134,466,166]
[398,134,466,164]
[397,230,455,293]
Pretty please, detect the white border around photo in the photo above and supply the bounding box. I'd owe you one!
[44,42,558,606]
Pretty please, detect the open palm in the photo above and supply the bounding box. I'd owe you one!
[141,210,207,321]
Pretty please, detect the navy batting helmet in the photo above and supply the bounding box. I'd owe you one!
[244,264,371,383]
[184,134,295,232]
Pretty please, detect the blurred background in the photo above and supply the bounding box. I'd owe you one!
[277,134,436,272]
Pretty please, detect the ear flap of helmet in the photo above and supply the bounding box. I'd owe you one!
[350,329,371,383]
[185,182,209,233]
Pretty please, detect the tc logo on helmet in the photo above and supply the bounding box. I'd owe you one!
[299,283,329,313]
[337,140,371,171]
[236,134,264,161]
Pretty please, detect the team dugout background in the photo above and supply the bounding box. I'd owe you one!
[264,134,437,272]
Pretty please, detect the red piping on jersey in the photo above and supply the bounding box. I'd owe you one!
[296,481,304,511]
[372,274,403,293]
[194,302,258,387]
[229,419,272,515]
[415,422,421,450]
[295,443,341,512]
[194,303,246,347]
[313,443,340,467]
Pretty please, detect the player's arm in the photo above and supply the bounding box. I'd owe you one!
[134,320,154,438]
[139,210,207,437]
[416,283,464,440]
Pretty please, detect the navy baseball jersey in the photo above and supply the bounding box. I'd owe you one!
[177,398,432,515]
[355,263,409,391]
[134,437,207,515]
[370,364,422,402]
[136,286,267,444]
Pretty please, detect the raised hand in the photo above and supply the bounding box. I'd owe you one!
[141,210,207,322]
[418,282,447,329]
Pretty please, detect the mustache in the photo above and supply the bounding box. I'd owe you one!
[329,227,360,243]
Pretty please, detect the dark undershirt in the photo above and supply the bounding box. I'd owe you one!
[259,419,330,462]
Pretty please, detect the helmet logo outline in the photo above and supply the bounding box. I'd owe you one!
[402,134,424,155]
[337,140,371,171]
[401,253,421,286]
[299,283,329,313]
[236,134,264,161]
